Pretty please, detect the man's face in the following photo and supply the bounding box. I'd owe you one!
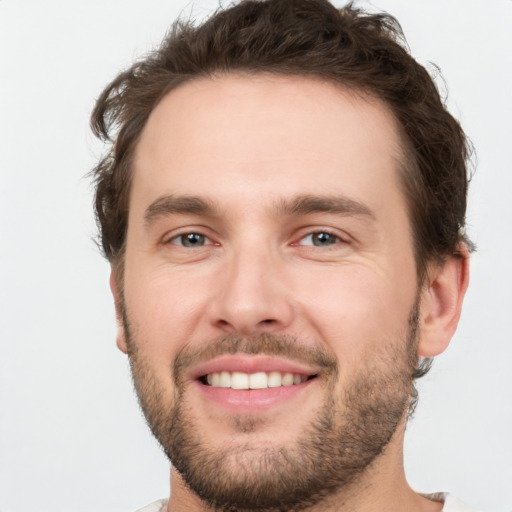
[118,74,421,510]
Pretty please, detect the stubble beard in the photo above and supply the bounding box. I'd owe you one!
[124,304,420,512]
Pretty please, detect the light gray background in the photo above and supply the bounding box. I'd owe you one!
[1,1,511,511]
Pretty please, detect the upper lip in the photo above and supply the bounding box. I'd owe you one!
[188,355,321,381]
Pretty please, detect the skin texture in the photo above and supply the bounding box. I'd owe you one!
[111,74,469,511]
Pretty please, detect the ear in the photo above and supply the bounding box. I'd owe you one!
[110,269,128,354]
[418,245,470,357]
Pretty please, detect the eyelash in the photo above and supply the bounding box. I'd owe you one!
[165,229,348,249]
[295,230,345,248]
[166,232,215,248]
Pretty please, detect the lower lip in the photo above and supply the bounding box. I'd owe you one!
[194,379,315,414]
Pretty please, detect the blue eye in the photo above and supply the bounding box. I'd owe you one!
[172,233,209,247]
[300,232,340,247]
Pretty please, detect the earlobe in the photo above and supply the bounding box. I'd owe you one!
[110,269,128,354]
[417,245,470,358]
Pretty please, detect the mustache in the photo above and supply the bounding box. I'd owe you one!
[172,333,338,383]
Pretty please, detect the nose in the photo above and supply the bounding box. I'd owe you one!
[209,246,295,335]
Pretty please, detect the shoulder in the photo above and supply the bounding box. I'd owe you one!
[442,494,484,512]
[134,499,168,512]
[422,492,483,512]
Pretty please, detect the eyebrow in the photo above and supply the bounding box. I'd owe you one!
[144,195,217,225]
[273,194,375,219]
[143,193,375,225]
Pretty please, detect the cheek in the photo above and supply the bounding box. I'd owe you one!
[292,263,415,359]
[123,267,211,359]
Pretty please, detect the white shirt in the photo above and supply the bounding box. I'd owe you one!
[135,493,481,511]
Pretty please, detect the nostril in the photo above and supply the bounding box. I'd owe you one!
[261,319,275,324]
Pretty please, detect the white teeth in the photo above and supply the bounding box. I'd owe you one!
[219,371,231,388]
[231,372,249,389]
[267,371,282,388]
[249,372,267,389]
[205,371,309,389]
[281,373,294,386]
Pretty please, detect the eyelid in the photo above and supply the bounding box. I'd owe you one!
[291,227,351,247]
[299,233,340,246]
[171,233,212,247]
[162,227,218,247]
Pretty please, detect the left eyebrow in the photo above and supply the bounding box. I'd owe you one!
[273,194,376,219]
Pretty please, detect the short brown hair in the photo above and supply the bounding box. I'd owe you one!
[91,0,472,279]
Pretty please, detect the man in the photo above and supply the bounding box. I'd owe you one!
[90,0,474,510]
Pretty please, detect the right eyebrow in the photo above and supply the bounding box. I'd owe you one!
[144,195,217,226]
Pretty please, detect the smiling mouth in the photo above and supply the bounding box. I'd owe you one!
[199,371,318,390]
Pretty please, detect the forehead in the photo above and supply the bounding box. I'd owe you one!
[131,73,405,215]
